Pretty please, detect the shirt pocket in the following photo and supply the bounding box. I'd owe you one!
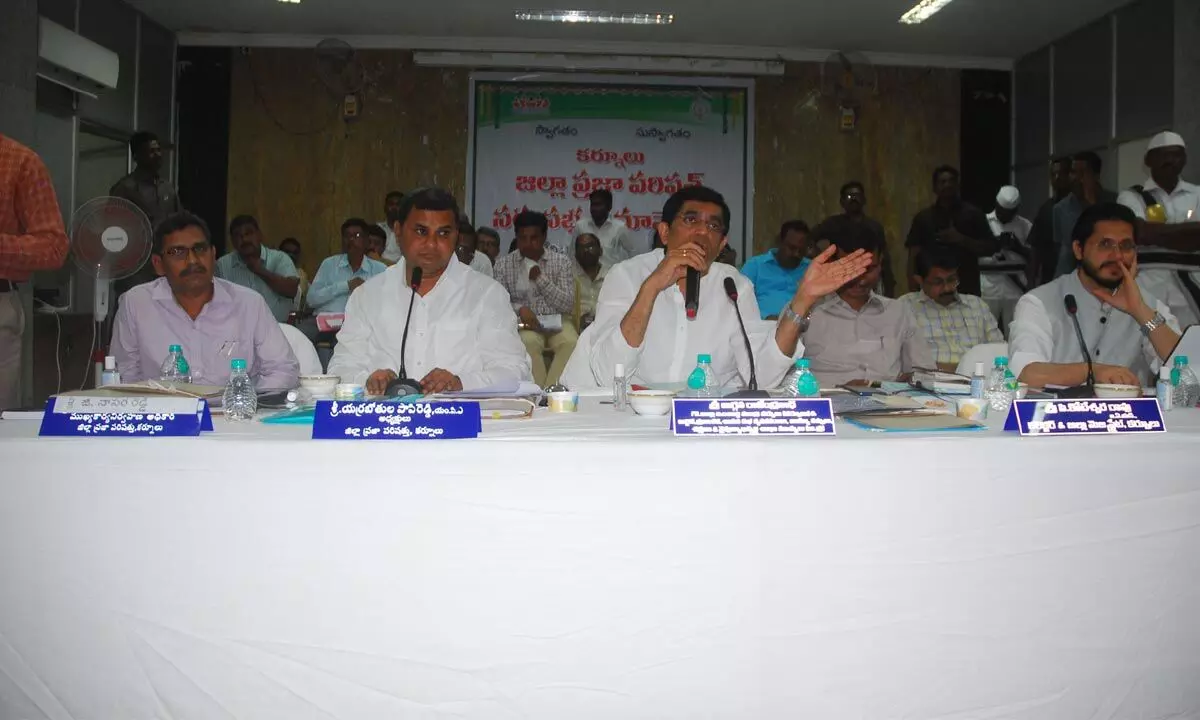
[432,319,471,365]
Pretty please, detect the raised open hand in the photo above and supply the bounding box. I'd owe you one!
[795,245,874,303]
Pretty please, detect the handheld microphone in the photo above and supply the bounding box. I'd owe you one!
[684,267,700,319]
[385,265,425,397]
[1057,293,1096,398]
[722,276,769,398]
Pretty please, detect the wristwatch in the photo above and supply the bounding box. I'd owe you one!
[1141,311,1166,337]
[779,304,811,333]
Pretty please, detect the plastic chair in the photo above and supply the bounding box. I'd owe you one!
[955,343,1009,376]
[279,322,322,375]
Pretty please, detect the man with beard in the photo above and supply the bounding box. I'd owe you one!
[740,220,812,319]
[814,181,895,296]
[1027,156,1073,285]
[110,131,181,229]
[111,212,299,388]
[574,189,641,271]
[215,215,300,322]
[1010,202,1180,389]
[901,245,1004,372]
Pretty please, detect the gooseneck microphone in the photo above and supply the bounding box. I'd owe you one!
[722,277,769,398]
[1058,293,1096,398]
[385,265,425,398]
[684,267,700,319]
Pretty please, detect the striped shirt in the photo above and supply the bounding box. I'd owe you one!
[214,245,299,322]
[0,134,69,282]
[900,291,1004,366]
[494,247,575,316]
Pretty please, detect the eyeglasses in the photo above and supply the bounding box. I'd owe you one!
[160,241,212,260]
[1096,238,1136,253]
[678,212,726,235]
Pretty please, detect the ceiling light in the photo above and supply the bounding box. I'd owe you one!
[514,10,674,25]
[898,0,954,24]
[276,0,301,4]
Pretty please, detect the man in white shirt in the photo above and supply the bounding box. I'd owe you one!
[982,185,1034,328]
[377,190,405,264]
[561,185,873,390]
[1116,131,1200,328]
[1009,202,1180,389]
[328,188,531,394]
[455,220,494,278]
[573,189,642,271]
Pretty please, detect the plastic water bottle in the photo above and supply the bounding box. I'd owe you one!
[793,358,820,398]
[1172,356,1200,408]
[100,356,121,387]
[159,344,192,384]
[985,356,1017,414]
[1157,365,1175,412]
[222,358,258,421]
[612,363,628,411]
[686,354,716,397]
[970,361,986,400]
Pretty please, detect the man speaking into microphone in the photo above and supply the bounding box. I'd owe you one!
[328,188,531,395]
[563,186,872,390]
[1009,202,1181,389]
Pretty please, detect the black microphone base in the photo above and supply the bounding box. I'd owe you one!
[1053,384,1096,399]
[724,388,771,398]
[383,377,423,398]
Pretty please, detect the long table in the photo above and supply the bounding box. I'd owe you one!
[2,401,1199,719]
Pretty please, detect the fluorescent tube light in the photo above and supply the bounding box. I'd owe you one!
[899,0,954,24]
[515,10,674,25]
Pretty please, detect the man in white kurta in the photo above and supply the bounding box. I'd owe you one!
[329,189,531,394]
[981,185,1033,328]
[562,186,873,390]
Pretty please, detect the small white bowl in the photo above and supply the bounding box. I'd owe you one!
[547,391,579,413]
[628,389,675,416]
[1093,383,1142,399]
[299,374,339,398]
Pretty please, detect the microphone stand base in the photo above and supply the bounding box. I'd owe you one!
[724,389,771,398]
[384,377,424,398]
[1053,384,1096,399]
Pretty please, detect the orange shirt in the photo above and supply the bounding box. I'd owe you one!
[0,134,69,282]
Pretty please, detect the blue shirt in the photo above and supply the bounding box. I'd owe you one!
[739,249,810,318]
[307,253,389,313]
[214,245,299,322]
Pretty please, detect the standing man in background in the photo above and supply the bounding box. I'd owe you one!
[1053,152,1116,279]
[1027,156,1072,286]
[814,181,894,296]
[110,131,182,292]
[981,185,1033,328]
[0,133,70,410]
[215,215,299,322]
[574,189,641,271]
[377,190,405,264]
[905,166,996,297]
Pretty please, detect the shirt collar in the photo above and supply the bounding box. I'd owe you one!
[1143,177,1198,197]
[916,290,961,308]
[824,291,885,313]
[396,255,464,296]
[150,275,230,309]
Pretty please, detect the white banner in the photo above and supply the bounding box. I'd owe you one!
[469,78,753,256]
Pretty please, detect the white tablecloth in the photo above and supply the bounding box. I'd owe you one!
[2,401,1200,719]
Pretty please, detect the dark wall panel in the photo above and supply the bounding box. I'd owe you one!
[1053,17,1112,154]
[40,0,77,30]
[77,0,137,132]
[1015,48,1050,166]
[1116,0,1173,139]
[137,19,175,146]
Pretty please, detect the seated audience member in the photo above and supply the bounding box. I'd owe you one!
[814,181,894,296]
[112,212,299,389]
[215,214,299,322]
[365,224,394,266]
[574,232,606,331]
[561,185,872,389]
[377,190,404,263]
[328,188,531,394]
[981,185,1033,327]
[803,224,935,386]
[279,236,308,310]
[495,211,578,387]
[456,221,494,278]
[575,189,641,270]
[476,227,502,266]
[740,220,811,319]
[716,245,737,266]
[905,165,996,297]
[1010,202,1181,388]
[901,245,1004,372]
[307,217,388,314]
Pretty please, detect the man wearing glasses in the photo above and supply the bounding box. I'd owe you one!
[1010,202,1180,389]
[111,211,299,389]
[215,215,300,322]
[562,185,873,390]
[307,218,389,314]
[813,181,895,297]
[901,245,1004,372]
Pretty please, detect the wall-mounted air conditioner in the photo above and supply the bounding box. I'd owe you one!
[37,17,120,98]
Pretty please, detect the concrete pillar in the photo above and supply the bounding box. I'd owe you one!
[0,0,38,143]
[1176,0,1200,142]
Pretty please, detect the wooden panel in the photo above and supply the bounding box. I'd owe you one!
[229,50,960,289]
[753,63,960,289]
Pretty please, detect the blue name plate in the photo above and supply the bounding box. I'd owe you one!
[311,400,482,440]
[671,397,836,437]
[39,395,211,437]
[1003,397,1166,436]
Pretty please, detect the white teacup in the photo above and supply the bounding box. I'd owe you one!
[955,397,990,421]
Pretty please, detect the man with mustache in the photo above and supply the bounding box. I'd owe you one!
[215,215,299,322]
[1010,202,1181,389]
[901,245,1004,372]
[111,212,299,388]
[801,224,935,386]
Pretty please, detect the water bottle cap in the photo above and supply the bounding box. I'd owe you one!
[974,362,985,375]
[698,354,712,364]
[797,358,811,369]
[1176,355,1189,366]
[168,344,182,352]
[1161,365,1173,380]
[230,358,247,371]
[104,356,116,370]
[614,363,625,376]
[994,356,1009,366]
